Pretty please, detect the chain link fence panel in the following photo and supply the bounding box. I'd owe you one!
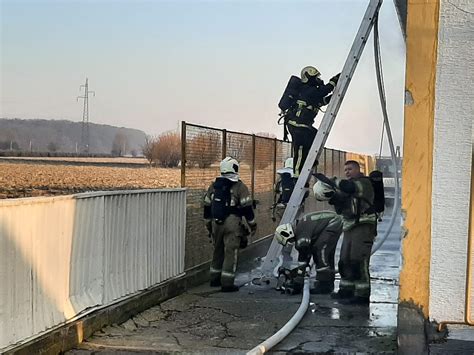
[181,122,371,269]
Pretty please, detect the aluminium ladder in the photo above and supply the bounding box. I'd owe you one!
[261,0,384,276]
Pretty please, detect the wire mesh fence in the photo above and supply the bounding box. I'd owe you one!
[181,121,365,268]
[181,122,291,268]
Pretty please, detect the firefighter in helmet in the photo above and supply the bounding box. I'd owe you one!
[271,157,295,220]
[203,157,257,292]
[274,182,343,294]
[315,161,377,305]
[278,66,340,177]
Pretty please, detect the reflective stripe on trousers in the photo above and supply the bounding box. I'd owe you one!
[339,279,355,290]
[210,267,222,275]
[354,258,370,297]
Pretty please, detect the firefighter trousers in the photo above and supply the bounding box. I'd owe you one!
[209,215,242,288]
[287,125,318,177]
[338,223,376,298]
[312,227,341,283]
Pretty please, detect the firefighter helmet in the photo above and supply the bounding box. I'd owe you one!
[313,180,336,201]
[275,223,295,246]
[284,157,293,169]
[301,66,321,83]
[220,157,239,174]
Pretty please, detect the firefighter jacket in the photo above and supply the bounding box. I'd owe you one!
[294,211,342,243]
[329,175,377,231]
[203,178,255,224]
[279,76,336,128]
[292,211,343,262]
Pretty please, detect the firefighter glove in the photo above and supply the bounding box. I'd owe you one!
[239,222,251,237]
[329,73,341,86]
[248,221,257,236]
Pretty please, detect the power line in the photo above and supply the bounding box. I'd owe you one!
[77,78,95,153]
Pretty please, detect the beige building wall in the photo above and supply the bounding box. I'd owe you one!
[399,0,474,326]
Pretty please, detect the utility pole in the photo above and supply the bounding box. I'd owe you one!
[77,78,95,154]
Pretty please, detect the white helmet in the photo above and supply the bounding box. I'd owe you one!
[220,157,239,174]
[313,180,335,201]
[301,66,321,83]
[284,157,293,169]
[275,223,295,246]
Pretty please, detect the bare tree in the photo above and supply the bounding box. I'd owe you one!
[47,141,59,152]
[142,135,156,165]
[187,131,221,168]
[142,132,181,168]
[154,131,181,167]
[111,132,129,156]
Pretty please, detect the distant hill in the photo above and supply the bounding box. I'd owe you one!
[0,118,147,155]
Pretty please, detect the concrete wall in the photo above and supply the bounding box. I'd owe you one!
[0,189,186,351]
[429,0,474,322]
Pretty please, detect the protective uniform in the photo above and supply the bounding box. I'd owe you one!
[328,173,377,304]
[276,211,343,294]
[203,157,257,292]
[278,66,340,177]
[272,157,294,216]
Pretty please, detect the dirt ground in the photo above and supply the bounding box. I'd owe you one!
[0,161,181,199]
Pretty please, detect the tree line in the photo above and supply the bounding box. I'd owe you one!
[142,130,277,169]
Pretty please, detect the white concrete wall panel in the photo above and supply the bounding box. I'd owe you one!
[0,189,186,350]
[69,197,105,313]
[0,197,76,349]
[430,0,474,322]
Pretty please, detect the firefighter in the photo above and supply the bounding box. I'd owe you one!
[278,66,340,177]
[316,160,377,305]
[203,157,257,292]
[275,209,343,294]
[272,157,294,221]
[275,157,294,205]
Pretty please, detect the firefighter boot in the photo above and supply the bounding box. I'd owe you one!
[210,279,221,287]
[338,295,370,306]
[330,287,354,299]
[310,280,334,295]
[221,285,239,292]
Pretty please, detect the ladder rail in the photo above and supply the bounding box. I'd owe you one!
[261,0,383,276]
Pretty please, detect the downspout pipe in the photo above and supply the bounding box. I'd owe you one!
[371,13,401,254]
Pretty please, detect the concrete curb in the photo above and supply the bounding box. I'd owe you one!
[6,236,272,355]
[397,301,428,354]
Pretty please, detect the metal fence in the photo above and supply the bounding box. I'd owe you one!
[180,122,351,268]
[0,189,186,350]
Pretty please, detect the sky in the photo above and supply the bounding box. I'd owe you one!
[0,0,406,155]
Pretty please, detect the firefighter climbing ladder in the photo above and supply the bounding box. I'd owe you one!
[260,0,384,277]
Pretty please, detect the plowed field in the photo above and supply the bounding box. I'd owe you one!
[0,162,181,199]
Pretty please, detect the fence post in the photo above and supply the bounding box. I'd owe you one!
[323,148,327,175]
[181,121,186,187]
[251,134,256,200]
[222,129,227,159]
[338,150,342,177]
[273,138,277,189]
[332,149,335,177]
